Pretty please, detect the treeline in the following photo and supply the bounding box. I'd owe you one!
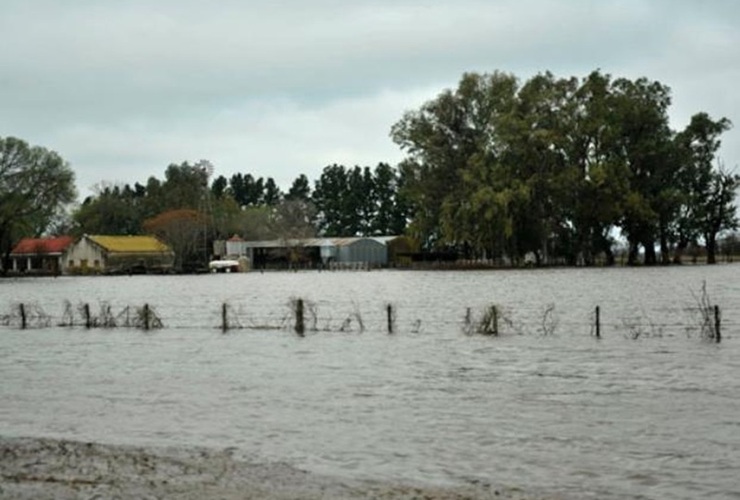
[2,69,739,271]
[70,162,410,270]
[73,162,409,237]
[392,70,739,265]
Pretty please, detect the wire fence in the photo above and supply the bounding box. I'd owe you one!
[1,296,734,343]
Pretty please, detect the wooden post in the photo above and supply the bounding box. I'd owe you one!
[295,299,305,336]
[84,303,91,329]
[222,303,228,333]
[492,305,499,336]
[595,306,601,338]
[714,305,721,343]
[143,303,150,331]
[19,303,27,330]
[387,304,394,334]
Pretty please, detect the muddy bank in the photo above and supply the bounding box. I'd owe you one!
[0,436,548,500]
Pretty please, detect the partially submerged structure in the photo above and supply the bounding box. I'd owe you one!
[9,236,75,275]
[64,235,175,274]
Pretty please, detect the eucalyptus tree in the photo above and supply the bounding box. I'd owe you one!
[390,70,709,266]
[392,71,519,253]
[161,162,209,210]
[671,113,735,263]
[607,76,674,265]
[557,70,632,265]
[700,168,739,263]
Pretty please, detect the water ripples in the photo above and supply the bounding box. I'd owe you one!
[2,267,740,499]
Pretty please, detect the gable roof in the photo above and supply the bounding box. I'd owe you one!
[88,235,172,253]
[11,236,75,256]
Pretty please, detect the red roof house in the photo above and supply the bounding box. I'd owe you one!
[10,236,75,274]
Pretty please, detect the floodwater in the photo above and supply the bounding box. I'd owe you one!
[1,266,740,499]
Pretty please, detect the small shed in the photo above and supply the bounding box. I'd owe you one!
[225,234,250,258]
[9,236,74,275]
[64,235,175,274]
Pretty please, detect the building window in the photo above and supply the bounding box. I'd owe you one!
[68,260,75,268]
[94,260,100,268]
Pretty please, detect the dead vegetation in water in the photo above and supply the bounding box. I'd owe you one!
[0,281,729,341]
[0,302,51,329]
[55,300,164,330]
[687,280,720,341]
[463,304,519,336]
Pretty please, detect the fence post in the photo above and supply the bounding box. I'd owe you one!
[295,299,305,336]
[595,306,601,338]
[387,304,394,334]
[714,305,721,343]
[84,303,91,329]
[143,303,150,331]
[19,303,27,330]
[222,303,228,333]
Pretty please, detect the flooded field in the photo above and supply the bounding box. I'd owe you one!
[1,266,740,499]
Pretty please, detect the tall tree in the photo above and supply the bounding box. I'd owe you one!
[391,71,519,251]
[262,177,282,206]
[391,70,735,266]
[609,76,673,265]
[74,183,142,236]
[372,162,408,235]
[286,174,311,201]
[161,162,209,210]
[1,136,76,269]
[313,164,352,236]
[672,113,734,263]
[211,175,228,199]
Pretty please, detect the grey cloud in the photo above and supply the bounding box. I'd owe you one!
[1,0,738,195]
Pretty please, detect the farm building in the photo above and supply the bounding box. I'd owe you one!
[324,238,388,267]
[9,236,75,275]
[217,236,401,269]
[64,235,175,274]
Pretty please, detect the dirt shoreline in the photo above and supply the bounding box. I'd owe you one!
[0,436,551,499]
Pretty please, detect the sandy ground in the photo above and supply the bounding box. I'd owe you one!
[0,436,549,500]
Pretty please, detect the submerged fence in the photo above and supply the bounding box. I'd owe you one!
[1,295,732,343]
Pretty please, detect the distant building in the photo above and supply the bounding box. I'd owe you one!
[64,235,175,274]
[9,236,75,275]
[225,234,249,258]
[213,236,407,269]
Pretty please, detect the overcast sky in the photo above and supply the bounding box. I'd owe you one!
[2,1,738,198]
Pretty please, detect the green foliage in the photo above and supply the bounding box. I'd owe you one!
[12,66,734,271]
[391,70,736,265]
[0,136,77,268]
[312,163,408,237]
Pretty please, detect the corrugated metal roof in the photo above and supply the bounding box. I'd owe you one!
[370,235,402,244]
[332,237,363,247]
[241,236,394,248]
[89,235,172,253]
[11,236,74,255]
